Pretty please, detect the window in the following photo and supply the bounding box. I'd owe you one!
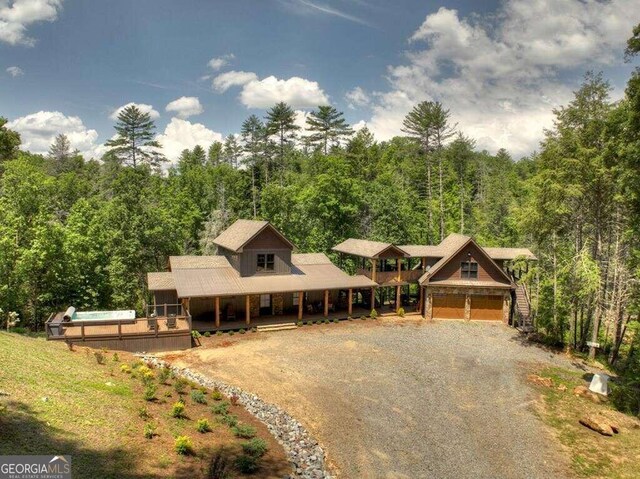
[292,293,299,306]
[461,260,478,279]
[260,294,271,308]
[257,253,275,272]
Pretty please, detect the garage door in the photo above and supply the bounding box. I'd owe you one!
[470,295,503,321]
[432,294,465,319]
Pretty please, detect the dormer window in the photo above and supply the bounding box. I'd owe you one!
[461,258,478,279]
[257,253,275,272]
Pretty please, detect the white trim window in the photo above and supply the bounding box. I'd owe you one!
[260,294,271,308]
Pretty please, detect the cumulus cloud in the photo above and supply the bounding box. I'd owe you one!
[156,117,223,163]
[0,0,63,46]
[239,75,329,109]
[7,110,101,158]
[212,70,259,93]
[165,96,203,119]
[365,0,639,158]
[109,102,160,121]
[6,66,23,77]
[208,53,235,71]
[345,87,370,109]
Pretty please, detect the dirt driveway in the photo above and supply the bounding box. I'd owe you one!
[165,318,576,479]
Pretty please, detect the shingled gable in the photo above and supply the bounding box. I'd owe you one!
[212,219,295,253]
[419,234,513,286]
[332,238,409,259]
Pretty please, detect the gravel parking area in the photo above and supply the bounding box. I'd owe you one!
[165,319,579,479]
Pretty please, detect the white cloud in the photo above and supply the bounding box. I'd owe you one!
[239,75,329,109]
[165,96,203,119]
[208,53,235,71]
[7,110,101,158]
[156,117,223,163]
[365,0,639,158]
[345,87,370,109]
[6,66,23,77]
[0,0,63,46]
[212,71,259,93]
[109,102,160,121]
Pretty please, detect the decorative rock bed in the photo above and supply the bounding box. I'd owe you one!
[141,355,332,479]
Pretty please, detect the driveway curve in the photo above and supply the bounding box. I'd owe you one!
[165,319,574,479]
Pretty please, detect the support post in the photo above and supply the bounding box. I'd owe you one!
[464,293,471,321]
[215,297,220,328]
[348,288,353,316]
[502,293,510,324]
[371,287,376,309]
[298,291,303,321]
[396,285,401,312]
[246,295,251,325]
[397,258,402,281]
[324,290,329,317]
[424,290,433,320]
[419,286,424,315]
[371,259,377,282]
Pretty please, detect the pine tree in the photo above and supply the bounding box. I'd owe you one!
[105,105,165,168]
[265,102,299,181]
[241,115,267,217]
[207,141,223,166]
[222,135,242,168]
[305,106,354,154]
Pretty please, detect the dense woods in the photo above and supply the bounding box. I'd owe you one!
[1,26,639,414]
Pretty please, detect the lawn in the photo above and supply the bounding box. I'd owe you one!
[529,365,640,479]
[0,332,289,478]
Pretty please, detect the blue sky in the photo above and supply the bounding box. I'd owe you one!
[1,0,638,161]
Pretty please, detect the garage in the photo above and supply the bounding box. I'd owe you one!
[432,294,466,319]
[470,295,504,321]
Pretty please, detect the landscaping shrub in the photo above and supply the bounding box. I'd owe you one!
[143,384,157,401]
[173,377,188,395]
[138,406,151,420]
[204,331,211,337]
[239,328,245,334]
[221,414,238,427]
[397,307,405,318]
[212,401,230,415]
[216,331,223,336]
[112,352,119,362]
[370,309,378,319]
[360,316,367,320]
[120,364,131,374]
[191,389,207,404]
[174,435,193,455]
[332,318,339,323]
[234,454,258,473]
[232,424,257,439]
[196,418,211,433]
[171,401,185,418]
[207,449,232,479]
[131,359,144,369]
[211,389,223,401]
[143,422,157,439]
[323,319,330,324]
[306,321,313,326]
[347,316,353,321]
[141,371,155,386]
[297,321,303,327]
[157,367,171,384]
[228,331,234,336]
[251,327,257,333]
[93,351,105,365]
[242,438,268,458]
[163,391,172,398]
[192,330,202,340]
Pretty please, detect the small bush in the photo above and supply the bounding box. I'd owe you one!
[242,438,268,458]
[191,389,207,404]
[204,331,211,337]
[143,422,157,439]
[296,321,303,327]
[138,406,151,419]
[216,330,223,336]
[315,320,322,325]
[196,418,211,433]
[347,316,353,321]
[174,435,193,455]
[112,352,119,362]
[397,307,405,318]
[332,318,339,323]
[141,371,155,386]
[143,384,157,401]
[306,321,313,326]
[360,316,367,320]
[171,401,185,418]
[251,327,257,333]
[212,401,230,415]
[323,319,330,324]
[228,331,234,336]
[211,389,223,401]
[174,377,188,395]
[208,448,233,479]
[232,424,257,439]
[239,328,246,334]
[221,414,238,427]
[157,367,171,384]
[94,351,105,365]
[370,309,378,319]
[235,454,259,474]
[131,359,144,369]
[192,330,202,340]
[164,391,172,398]
[120,364,131,374]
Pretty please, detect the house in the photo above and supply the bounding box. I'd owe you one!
[148,220,378,330]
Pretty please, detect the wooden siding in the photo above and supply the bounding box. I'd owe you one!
[154,290,178,306]
[430,242,510,285]
[239,248,292,276]
[244,226,293,250]
[58,334,192,353]
[470,295,504,320]
[432,294,466,319]
[218,246,240,272]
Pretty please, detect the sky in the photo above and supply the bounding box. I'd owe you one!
[1,0,639,163]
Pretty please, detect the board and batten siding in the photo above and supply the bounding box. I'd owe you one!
[239,249,292,276]
[430,243,510,285]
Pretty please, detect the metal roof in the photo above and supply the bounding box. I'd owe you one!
[169,256,232,270]
[147,272,176,291]
[212,219,294,253]
[332,239,409,259]
[397,245,443,258]
[481,247,537,261]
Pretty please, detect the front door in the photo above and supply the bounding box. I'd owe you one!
[259,294,272,315]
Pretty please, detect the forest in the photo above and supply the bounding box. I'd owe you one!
[1,26,639,414]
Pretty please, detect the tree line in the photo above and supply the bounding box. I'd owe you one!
[0,24,639,414]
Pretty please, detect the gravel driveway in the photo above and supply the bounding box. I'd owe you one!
[166,318,578,479]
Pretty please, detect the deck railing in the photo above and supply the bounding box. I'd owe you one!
[357,268,424,284]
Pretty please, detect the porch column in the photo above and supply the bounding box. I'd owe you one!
[421,257,427,270]
[396,285,401,312]
[418,286,424,315]
[371,259,377,282]
[371,287,376,309]
[397,258,402,281]
[348,288,353,316]
[215,297,220,328]
[502,293,510,324]
[245,295,251,325]
[464,293,471,321]
[324,290,329,317]
[298,291,304,321]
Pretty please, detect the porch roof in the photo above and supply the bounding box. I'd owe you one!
[147,272,175,291]
[332,239,409,259]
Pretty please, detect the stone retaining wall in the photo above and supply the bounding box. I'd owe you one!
[141,355,332,479]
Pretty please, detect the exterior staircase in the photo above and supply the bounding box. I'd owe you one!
[256,322,298,333]
[514,282,534,332]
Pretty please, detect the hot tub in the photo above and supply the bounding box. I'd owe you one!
[69,310,136,321]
